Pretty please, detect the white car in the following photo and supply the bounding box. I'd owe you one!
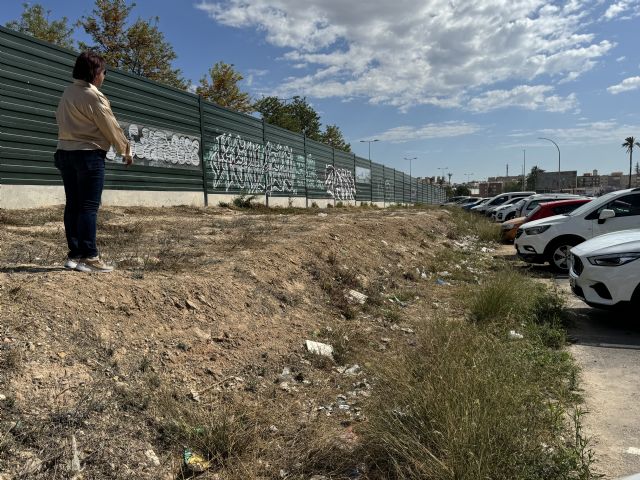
[493,198,527,222]
[472,191,536,215]
[569,229,640,308]
[514,188,640,272]
[496,193,582,223]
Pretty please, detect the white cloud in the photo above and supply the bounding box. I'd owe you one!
[196,0,615,110]
[245,69,268,87]
[374,121,482,143]
[603,0,640,20]
[607,76,640,94]
[539,120,640,145]
[616,56,627,62]
[468,85,578,113]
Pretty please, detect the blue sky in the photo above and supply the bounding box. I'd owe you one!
[3,0,640,182]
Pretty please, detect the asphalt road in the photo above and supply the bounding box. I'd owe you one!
[556,277,640,479]
[495,244,640,478]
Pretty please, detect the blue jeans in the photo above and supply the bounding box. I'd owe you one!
[54,149,106,259]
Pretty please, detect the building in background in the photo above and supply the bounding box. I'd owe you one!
[479,182,503,197]
[534,170,577,192]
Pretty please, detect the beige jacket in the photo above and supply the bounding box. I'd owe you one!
[56,79,131,157]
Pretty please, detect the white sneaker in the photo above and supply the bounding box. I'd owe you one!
[75,256,114,273]
[64,257,81,270]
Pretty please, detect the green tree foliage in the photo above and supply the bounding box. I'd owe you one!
[78,0,189,90]
[622,136,640,188]
[254,96,322,140]
[454,185,471,196]
[255,96,350,152]
[503,181,523,192]
[320,124,351,152]
[526,166,544,191]
[5,3,75,49]
[196,62,252,113]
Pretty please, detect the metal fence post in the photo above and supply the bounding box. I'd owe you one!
[262,118,268,207]
[393,169,396,205]
[353,153,357,206]
[382,166,386,208]
[332,147,336,206]
[197,96,208,206]
[369,159,373,204]
[303,134,308,208]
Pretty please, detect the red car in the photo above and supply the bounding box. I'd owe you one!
[501,198,592,242]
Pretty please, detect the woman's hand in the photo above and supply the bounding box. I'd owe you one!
[123,155,133,167]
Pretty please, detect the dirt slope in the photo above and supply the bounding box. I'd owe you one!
[0,205,475,479]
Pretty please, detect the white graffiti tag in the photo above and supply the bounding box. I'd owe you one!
[205,133,296,194]
[325,165,356,201]
[107,123,200,169]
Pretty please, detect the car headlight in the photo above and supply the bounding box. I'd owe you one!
[587,252,640,267]
[524,225,551,235]
[503,223,515,230]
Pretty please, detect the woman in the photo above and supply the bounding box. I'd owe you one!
[55,51,133,273]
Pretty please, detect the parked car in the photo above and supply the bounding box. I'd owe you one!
[462,197,490,211]
[501,198,592,242]
[441,196,469,206]
[488,196,527,220]
[456,197,481,207]
[514,188,640,272]
[471,191,536,215]
[496,193,582,222]
[569,229,640,309]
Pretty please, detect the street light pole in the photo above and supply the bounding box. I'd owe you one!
[538,137,561,192]
[359,139,379,161]
[522,149,526,191]
[403,156,417,178]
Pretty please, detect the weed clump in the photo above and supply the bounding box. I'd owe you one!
[359,316,595,479]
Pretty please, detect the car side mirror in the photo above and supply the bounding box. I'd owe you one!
[598,209,615,224]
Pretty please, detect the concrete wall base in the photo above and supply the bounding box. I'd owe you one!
[1,185,438,210]
[0,185,205,209]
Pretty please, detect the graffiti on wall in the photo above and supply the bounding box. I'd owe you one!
[205,133,298,194]
[205,133,358,199]
[107,123,201,169]
[325,165,356,201]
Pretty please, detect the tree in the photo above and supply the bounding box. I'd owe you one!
[320,124,351,152]
[254,96,322,140]
[503,181,522,192]
[454,185,471,196]
[622,137,640,188]
[526,166,544,191]
[5,3,75,49]
[253,96,352,151]
[78,0,189,90]
[196,62,252,113]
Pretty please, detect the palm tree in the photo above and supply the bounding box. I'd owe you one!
[623,137,640,188]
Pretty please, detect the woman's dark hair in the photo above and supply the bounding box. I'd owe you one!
[72,51,106,83]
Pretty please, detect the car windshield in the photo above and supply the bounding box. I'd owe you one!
[526,205,541,219]
[569,191,620,217]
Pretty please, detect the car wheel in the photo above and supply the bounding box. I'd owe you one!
[506,212,515,220]
[547,239,580,272]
